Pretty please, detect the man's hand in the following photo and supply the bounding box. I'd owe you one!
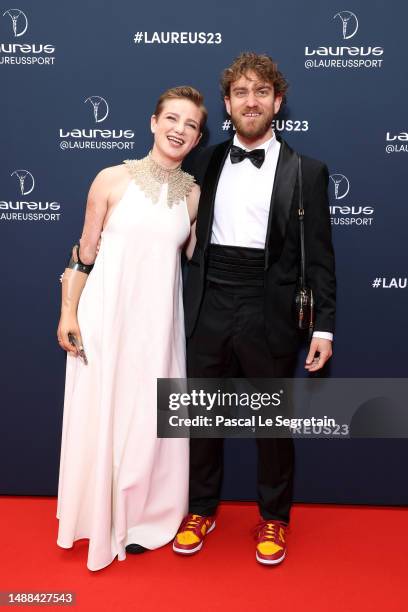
[305,338,333,372]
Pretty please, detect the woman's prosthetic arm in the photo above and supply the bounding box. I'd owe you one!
[57,170,110,357]
[57,246,94,358]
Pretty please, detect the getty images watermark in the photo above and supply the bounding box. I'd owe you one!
[157,378,408,439]
[165,387,341,435]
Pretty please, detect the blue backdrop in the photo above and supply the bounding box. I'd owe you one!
[1,0,407,503]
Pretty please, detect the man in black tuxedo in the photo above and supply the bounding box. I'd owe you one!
[173,52,336,565]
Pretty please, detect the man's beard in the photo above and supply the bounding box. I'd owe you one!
[232,107,275,141]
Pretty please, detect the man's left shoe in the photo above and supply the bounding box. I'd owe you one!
[126,544,148,554]
[254,519,287,565]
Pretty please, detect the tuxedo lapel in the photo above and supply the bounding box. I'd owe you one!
[196,139,232,249]
[264,139,298,269]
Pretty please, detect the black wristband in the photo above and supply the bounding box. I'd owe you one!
[67,243,94,275]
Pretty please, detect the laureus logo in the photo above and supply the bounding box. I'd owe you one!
[329,173,374,227]
[84,96,109,123]
[2,8,28,37]
[0,169,61,223]
[329,174,350,200]
[304,9,383,70]
[11,169,35,195]
[333,11,359,40]
[0,8,56,65]
[58,96,134,151]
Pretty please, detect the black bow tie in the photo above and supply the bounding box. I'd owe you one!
[230,145,265,169]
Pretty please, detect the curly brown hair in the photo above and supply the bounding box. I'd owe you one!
[154,86,207,131]
[220,52,288,100]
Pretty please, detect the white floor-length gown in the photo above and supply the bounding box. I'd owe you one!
[57,167,190,571]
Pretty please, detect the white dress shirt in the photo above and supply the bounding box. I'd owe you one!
[212,134,280,248]
[211,133,333,342]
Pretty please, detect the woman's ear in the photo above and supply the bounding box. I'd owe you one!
[150,114,157,134]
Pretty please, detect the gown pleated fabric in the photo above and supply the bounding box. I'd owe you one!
[57,177,190,571]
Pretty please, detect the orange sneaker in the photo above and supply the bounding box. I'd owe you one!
[173,513,216,555]
[254,519,287,565]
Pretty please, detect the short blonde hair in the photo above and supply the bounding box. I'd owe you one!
[154,86,207,130]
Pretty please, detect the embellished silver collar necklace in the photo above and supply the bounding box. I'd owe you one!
[124,152,195,208]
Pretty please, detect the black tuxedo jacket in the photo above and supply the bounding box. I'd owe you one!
[184,136,336,357]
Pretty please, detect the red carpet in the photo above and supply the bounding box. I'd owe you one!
[0,497,406,611]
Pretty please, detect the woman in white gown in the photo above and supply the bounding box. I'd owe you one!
[56,86,205,571]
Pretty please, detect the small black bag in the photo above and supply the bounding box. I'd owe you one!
[294,156,314,337]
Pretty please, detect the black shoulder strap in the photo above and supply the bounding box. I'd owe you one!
[298,156,306,288]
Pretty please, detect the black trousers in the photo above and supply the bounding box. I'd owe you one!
[187,280,296,523]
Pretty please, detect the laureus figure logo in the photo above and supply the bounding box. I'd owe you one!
[11,169,35,196]
[333,11,359,40]
[3,8,28,37]
[329,174,350,200]
[84,96,109,123]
